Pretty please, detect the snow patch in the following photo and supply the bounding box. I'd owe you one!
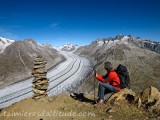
[0,37,15,53]
[113,40,120,43]
[97,40,104,46]
[121,36,129,41]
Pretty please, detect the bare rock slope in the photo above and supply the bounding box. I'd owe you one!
[0,39,64,88]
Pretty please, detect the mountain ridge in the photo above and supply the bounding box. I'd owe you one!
[0,38,64,88]
[77,35,160,55]
[75,34,160,93]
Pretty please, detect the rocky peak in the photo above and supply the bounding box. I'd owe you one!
[60,43,78,51]
[90,35,160,53]
[42,43,54,48]
[115,34,124,40]
[127,37,160,53]
[0,38,63,88]
[24,38,38,45]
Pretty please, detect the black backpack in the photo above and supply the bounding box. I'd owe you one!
[116,64,130,89]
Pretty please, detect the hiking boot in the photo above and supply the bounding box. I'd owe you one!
[96,98,104,104]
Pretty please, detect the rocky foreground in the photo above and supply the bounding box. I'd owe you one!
[0,86,160,120]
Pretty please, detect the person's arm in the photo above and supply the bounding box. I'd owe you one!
[95,73,110,83]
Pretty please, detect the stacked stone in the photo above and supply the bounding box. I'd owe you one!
[32,55,48,99]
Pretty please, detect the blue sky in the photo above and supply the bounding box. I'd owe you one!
[0,0,160,46]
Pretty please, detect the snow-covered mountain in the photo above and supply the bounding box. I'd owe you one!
[58,43,79,51]
[79,35,160,53]
[0,37,15,53]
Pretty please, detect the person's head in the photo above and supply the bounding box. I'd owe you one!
[104,62,113,71]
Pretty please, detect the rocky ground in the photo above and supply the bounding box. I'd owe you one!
[0,86,160,120]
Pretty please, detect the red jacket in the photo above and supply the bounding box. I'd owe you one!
[96,69,121,91]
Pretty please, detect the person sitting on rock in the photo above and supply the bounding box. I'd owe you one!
[95,61,121,104]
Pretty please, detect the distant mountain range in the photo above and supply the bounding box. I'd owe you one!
[0,35,160,91]
[0,35,160,120]
[57,43,78,51]
[0,37,64,88]
[76,35,160,58]
[75,35,160,92]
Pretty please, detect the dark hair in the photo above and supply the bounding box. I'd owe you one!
[104,62,113,70]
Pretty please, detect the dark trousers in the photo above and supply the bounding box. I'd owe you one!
[98,82,119,100]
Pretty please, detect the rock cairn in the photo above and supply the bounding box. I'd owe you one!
[32,55,48,99]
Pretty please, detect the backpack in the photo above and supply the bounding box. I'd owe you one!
[116,64,130,89]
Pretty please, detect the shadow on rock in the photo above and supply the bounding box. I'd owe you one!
[70,93,95,104]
